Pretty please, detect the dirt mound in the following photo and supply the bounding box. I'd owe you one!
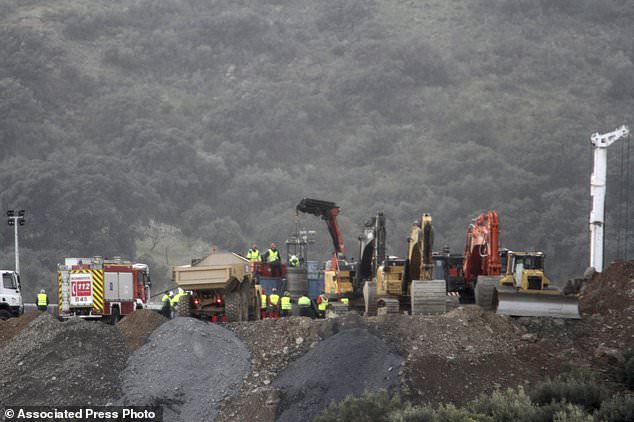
[116,309,168,351]
[119,317,250,422]
[576,260,634,352]
[0,311,41,346]
[273,327,401,422]
[0,313,128,406]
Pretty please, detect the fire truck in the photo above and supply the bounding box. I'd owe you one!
[58,257,151,322]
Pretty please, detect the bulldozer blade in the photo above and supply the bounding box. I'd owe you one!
[496,290,580,319]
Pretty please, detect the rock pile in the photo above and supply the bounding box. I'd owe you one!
[0,313,128,407]
[119,317,249,422]
[116,309,167,351]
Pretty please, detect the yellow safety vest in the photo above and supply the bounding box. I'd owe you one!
[298,296,311,306]
[161,294,170,303]
[290,257,300,267]
[281,296,292,310]
[247,249,261,261]
[37,293,47,306]
[171,292,184,306]
[260,294,267,309]
[318,295,328,311]
[341,298,349,305]
[267,249,280,263]
[269,294,280,306]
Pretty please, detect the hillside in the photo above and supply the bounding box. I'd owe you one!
[1,0,634,298]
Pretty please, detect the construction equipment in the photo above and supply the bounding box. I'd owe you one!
[171,251,259,322]
[0,270,23,320]
[464,212,580,318]
[495,251,580,319]
[296,198,355,314]
[58,257,151,323]
[368,213,447,315]
[589,125,630,272]
[463,211,502,307]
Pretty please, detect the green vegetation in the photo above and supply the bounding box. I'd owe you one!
[1,0,633,297]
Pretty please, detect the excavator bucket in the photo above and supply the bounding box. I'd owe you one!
[496,287,581,319]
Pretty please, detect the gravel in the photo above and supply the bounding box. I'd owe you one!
[119,317,250,422]
[273,327,401,422]
[0,313,129,407]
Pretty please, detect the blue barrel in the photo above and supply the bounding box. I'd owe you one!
[308,277,324,300]
[306,260,320,274]
[259,277,283,295]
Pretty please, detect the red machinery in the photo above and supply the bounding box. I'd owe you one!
[462,210,501,291]
[296,198,345,273]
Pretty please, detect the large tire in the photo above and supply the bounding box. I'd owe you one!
[475,277,499,310]
[110,307,121,325]
[224,290,241,322]
[0,309,12,320]
[176,294,193,318]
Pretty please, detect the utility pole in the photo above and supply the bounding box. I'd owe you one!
[590,125,630,272]
[7,209,25,274]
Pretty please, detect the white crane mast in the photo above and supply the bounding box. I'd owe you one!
[589,125,630,272]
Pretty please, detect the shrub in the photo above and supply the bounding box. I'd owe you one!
[552,404,592,422]
[469,387,540,422]
[314,390,403,422]
[530,370,608,412]
[595,393,634,422]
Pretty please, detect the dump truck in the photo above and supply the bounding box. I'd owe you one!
[0,270,23,319]
[58,257,151,322]
[171,251,259,322]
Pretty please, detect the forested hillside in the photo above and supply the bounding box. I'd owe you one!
[1,0,633,298]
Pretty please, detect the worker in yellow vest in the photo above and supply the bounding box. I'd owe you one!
[37,289,48,311]
[246,244,262,262]
[289,255,300,268]
[170,288,185,319]
[317,291,328,318]
[269,287,280,318]
[260,291,268,319]
[262,243,282,277]
[161,291,173,318]
[297,295,312,318]
[280,291,292,317]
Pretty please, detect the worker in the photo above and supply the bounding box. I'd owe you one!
[269,287,280,318]
[340,297,349,306]
[170,288,185,319]
[317,291,328,318]
[262,243,282,277]
[260,291,268,319]
[280,291,292,317]
[289,255,300,268]
[37,289,48,311]
[297,294,312,318]
[247,244,262,262]
[161,291,173,318]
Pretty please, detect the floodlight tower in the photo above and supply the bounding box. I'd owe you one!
[590,125,630,272]
[7,209,25,274]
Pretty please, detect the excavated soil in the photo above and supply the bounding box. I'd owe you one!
[1,261,633,421]
[116,309,168,351]
[0,313,129,407]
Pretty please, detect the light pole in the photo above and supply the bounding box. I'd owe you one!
[7,209,25,274]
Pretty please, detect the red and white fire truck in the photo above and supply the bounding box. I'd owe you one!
[58,257,151,322]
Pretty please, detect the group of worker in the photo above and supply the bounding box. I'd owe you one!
[259,287,318,318]
[246,243,301,271]
[160,287,186,318]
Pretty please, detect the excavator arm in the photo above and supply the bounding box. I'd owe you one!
[462,210,501,286]
[296,198,345,271]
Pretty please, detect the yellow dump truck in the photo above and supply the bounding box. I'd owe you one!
[171,251,259,322]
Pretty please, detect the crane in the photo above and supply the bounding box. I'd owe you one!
[590,125,630,272]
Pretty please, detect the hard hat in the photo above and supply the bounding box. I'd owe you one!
[169,291,174,297]
[291,255,297,259]
[178,287,184,294]
[40,289,45,293]
[272,287,277,292]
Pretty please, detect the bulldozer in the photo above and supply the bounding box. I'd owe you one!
[365,213,447,315]
[493,251,580,319]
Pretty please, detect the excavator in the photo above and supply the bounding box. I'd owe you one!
[364,213,447,315]
[296,198,355,313]
[465,211,580,319]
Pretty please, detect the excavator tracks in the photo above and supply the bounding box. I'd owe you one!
[474,276,500,310]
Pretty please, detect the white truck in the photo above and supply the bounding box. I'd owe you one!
[0,270,24,319]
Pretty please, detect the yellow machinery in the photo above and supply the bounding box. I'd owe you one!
[369,214,447,315]
[493,251,580,319]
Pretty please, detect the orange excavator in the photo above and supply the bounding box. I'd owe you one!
[463,211,501,306]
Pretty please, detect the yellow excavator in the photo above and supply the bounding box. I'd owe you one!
[366,213,447,315]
